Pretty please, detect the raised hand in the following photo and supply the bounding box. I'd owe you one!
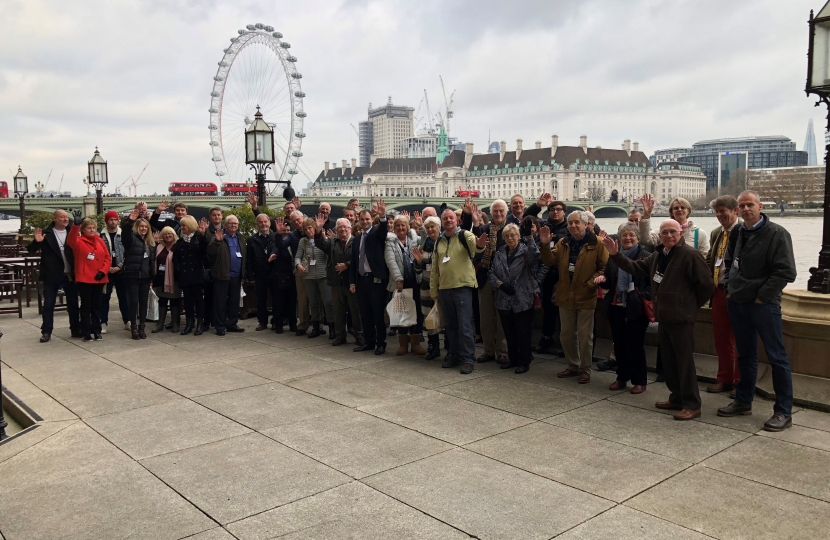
[215,228,224,242]
[375,198,386,217]
[413,211,423,229]
[246,192,258,209]
[462,197,474,214]
[601,235,619,255]
[326,229,336,239]
[641,194,654,217]
[315,213,326,229]
[34,228,45,242]
[475,232,489,249]
[129,208,140,221]
[157,200,169,213]
[274,217,286,234]
[411,247,424,264]
[471,203,482,225]
[538,225,552,245]
[72,209,83,225]
[198,217,208,234]
[400,210,410,220]
[537,193,553,207]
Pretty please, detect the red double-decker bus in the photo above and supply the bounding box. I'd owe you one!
[221,182,257,195]
[0,181,8,198]
[454,189,480,198]
[168,182,218,196]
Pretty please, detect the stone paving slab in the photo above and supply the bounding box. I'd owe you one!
[702,435,830,503]
[263,407,453,478]
[183,528,237,540]
[140,432,350,524]
[0,420,77,465]
[356,355,494,388]
[504,360,630,398]
[627,465,830,540]
[101,343,213,373]
[466,422,689,502]
[141,361,271,397]
[556,505,711,540]
[365,448,613,540]
[227,481,470,540]
[359,389,533,445]
[545,400,750,462]
[223,351,345,382]
[793,408,830,432]
[757,423,830,452]
[285,368,423,407]
[0,364,77,421]
[15,355,132,387]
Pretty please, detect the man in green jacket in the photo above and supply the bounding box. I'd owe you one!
[207,215,247,336]
[431,208,487,373]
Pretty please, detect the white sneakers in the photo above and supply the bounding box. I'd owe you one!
[101,323,108,334]
[124,322,131,331]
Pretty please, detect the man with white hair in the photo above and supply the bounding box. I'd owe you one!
[207,214,247,336]
[318,202,336,232]
[285,210,311,335]
[507,194,526,225]
[317,217,364,346]
[247,214,276,331]
[602,218,714,421]
[539,210,608,384]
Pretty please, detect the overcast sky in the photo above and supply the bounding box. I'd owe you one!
[1,0,826,195]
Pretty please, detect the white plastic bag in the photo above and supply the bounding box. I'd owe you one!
[240,284,246,307]
[147,288,159,321]
[424,301,444,331]
[386,289,417,328]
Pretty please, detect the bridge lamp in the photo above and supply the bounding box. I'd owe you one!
[806,2,830,293]
[13,166,27,235]
[245,106,290,206]
[88,147,108,215]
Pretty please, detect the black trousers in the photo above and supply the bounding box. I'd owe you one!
[499,308,534,367]
[356,274,388,346]
[213,277,241,331]
[254,278,275,326]
[203,274,214,324]
[271,279,298,329]
[607,305,649,386]
[181,284,204,322]
[127,279,151,328]
[659,322,701,410]
[78,282,102,337]
[541,274,559,338]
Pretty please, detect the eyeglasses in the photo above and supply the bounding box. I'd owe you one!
[671,206,687,212]
[551,208,564,213]
[659,230,680,236]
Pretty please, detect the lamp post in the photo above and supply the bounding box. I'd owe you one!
[13,166,28,236]
[245,106,294,207]
[88,147,108,215]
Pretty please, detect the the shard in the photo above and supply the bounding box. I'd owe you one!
[804,118,818,166]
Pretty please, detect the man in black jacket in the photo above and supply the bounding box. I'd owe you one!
[206,215,247,336]
[27,210,81,342]
[350,199,389,354]
[285,210,311,335]
[317,218,364,346]
[247,214,276,331]
[718,191,797,432]
[149,200,186,235]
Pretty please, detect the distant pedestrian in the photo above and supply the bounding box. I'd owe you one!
[718,191,797,432]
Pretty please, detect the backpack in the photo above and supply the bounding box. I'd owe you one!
[438,230,474,260]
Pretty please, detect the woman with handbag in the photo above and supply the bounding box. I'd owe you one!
[173,216,207,335]
[151,226,181,333]
[65,216,111,341]
[595,223,652,393]
[413,216,442,359]
[295,216,334,339]
[385,214,424,355]
[121,209,156,339]
[488,220,541,374]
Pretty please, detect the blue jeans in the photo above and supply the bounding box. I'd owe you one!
[439,287,476,364]
[41,275,80,335]
[727,299,793,416]
[100,273,129,326]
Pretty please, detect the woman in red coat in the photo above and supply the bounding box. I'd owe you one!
[66,216,111,341]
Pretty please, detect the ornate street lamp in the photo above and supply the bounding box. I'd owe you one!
[245,106,294,207]
[88,147,108,215]
[807,4,830,292]
[13,166,28,235]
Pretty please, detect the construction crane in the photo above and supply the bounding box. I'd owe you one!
[423,89,434,133]
[439,75,455,136]
[116,176,132,196]
[57,174,64,194]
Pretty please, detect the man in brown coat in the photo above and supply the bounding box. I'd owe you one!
[602,219,714,420]
[539,210,608,384]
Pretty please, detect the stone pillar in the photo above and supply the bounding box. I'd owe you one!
[83,197,96,217]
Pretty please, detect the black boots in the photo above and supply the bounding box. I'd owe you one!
[426,334,441,360]
[170,305,181,333]
[328,324,336,339]
[193,321,205,336]
[308,322,322,339]
[181,319,194,335]
[151,305,168,333]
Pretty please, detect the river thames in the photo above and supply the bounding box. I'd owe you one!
[2,213,823,290]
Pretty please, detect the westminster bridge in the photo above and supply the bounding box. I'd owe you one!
[0,195,631,219]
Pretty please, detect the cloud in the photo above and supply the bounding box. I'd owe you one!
[0,0,824,196]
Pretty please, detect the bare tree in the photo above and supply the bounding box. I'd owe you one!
[586,186,606,202]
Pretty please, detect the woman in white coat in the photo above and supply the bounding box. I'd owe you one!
[384,214,425,355]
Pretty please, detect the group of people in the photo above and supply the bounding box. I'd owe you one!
[29,188,796,431]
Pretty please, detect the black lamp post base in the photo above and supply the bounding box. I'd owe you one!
[808,248,830,293]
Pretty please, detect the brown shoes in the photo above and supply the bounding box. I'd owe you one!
[609,380,626,391]
[557,368,579,378]
[673,409,701,421]
[706,382,733,394]
[578,372,591,384]
[655,401,683,411]
[630,385,646,394]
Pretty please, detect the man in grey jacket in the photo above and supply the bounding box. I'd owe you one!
[99,210,129,332]
[718,191,797,432]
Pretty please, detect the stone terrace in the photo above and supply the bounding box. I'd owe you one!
[1,306,830,540]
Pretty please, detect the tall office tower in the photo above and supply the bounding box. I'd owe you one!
[805,118,818,166]
[367,97,415,160]
[358,121,373,167]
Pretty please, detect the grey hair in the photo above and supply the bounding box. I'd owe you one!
[393,214,410,226]
[335,218,351,229]
[501,223,520,238]
[617,223,640,238]
[424,216,441,228]
[224,214,239,223]
[567,210,589,224]
[584,211,596,224]
[490,199,507,214]
[289,210,304,221]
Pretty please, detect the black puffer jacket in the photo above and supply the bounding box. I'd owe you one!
[121,219,155,280]
[173,233,207,286]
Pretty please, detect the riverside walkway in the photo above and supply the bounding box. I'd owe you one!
[1,305,829,539]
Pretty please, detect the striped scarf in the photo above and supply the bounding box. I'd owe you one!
[480,222,505,270]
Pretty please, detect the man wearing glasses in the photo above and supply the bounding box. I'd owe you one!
[602,219,714,421]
